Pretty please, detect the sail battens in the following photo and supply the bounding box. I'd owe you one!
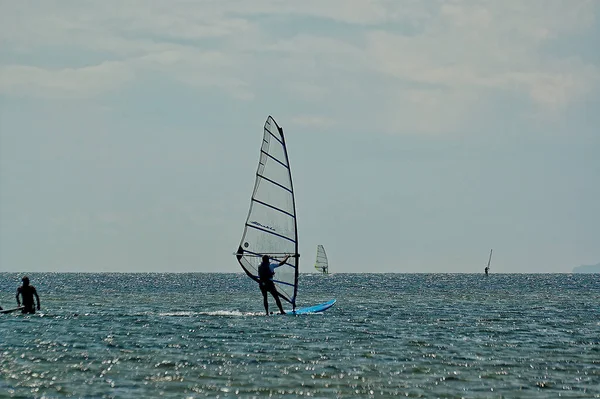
[256,173,293,193]
[236,116,299,307]
[264,127,284,145]
[260,150,289,169]
[246,223,296,243]
[251,198,295,218]
[272,279,296,287]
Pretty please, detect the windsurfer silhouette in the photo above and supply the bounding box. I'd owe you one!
[484,266,489,276]
[258,254,290,315]
[16,276,40,314]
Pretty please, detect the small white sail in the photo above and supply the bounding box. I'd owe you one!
[314,245,329,274]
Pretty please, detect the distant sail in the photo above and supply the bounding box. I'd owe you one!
[314,245,329,274]
[485,249,493,275]
[235,116,299,308]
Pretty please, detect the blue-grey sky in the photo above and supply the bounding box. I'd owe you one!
[1,1,598,273]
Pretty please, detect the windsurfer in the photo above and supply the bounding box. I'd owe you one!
[484,249,492,276]
[258,254,290,315]
[16,276,40,314]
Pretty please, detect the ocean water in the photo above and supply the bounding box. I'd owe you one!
[1,273,598,398]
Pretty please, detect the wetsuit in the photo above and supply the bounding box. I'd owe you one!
[258,261,278,296]
[258,260,285,314]
[17,284,39,314]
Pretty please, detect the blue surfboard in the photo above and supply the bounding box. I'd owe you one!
[288,299,336,315]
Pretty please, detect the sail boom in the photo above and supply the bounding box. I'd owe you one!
[234,252,298,256]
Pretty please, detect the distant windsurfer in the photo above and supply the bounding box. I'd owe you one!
[16,276,40,314]
[484,249,492,276]
[258,254,290,315]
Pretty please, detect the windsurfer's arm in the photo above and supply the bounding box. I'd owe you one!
[277,255,291,267]
[270,255,292,274]
[16,288,21,307]
[34,288,40,310]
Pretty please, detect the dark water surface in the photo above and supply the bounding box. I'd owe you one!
[1,273,599,398]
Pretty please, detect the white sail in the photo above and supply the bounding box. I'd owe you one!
[314,245,328,274]
[235,116,299,307]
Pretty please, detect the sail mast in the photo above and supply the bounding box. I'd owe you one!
[487,249,493,268]
[279,122,299,308]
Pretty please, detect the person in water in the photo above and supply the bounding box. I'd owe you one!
[16,276,41,314]
[258,254,290,315]
[484,266,489,276]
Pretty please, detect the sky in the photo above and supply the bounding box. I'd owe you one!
[0,0,598,273]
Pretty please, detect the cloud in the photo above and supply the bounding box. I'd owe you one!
[358,2,600,132]
[365,28,600,109]
[383,88,480,134]
[0,61,134,99]
[290,115,337,129]
[0,1,598,133]
[0,45,255,100]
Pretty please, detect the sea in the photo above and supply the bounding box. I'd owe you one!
[1,273,598,398]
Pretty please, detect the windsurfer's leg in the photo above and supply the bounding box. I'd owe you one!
[260,286,269,315]
[22,304,35,314]
[271,289,285,314]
